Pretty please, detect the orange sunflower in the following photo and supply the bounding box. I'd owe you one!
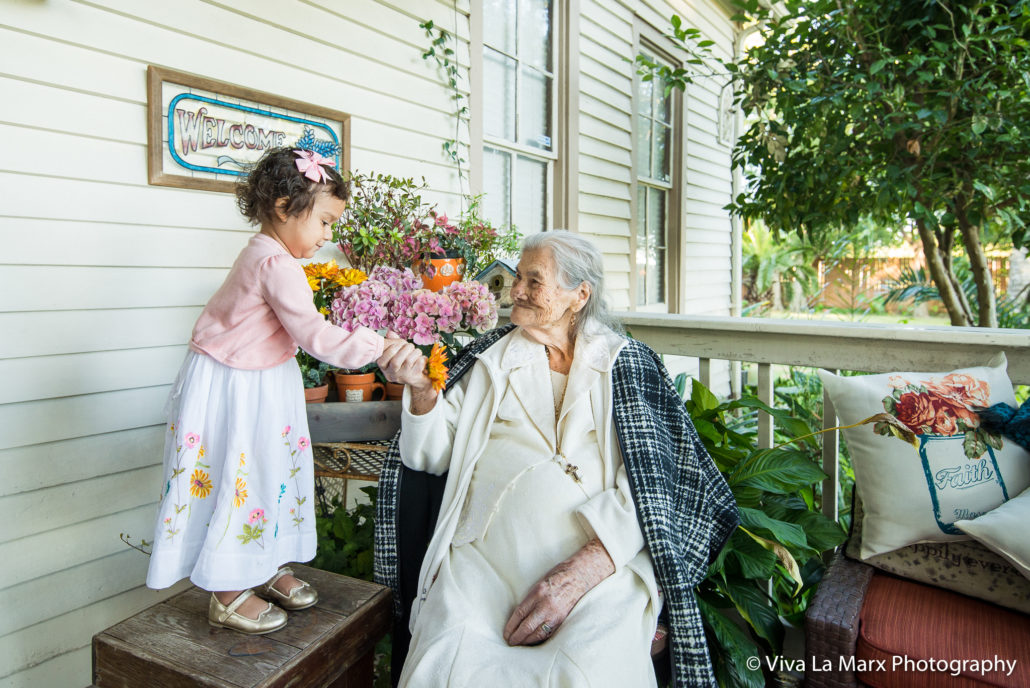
[233,477,248,508]
[303,260,342,291]
[426,342,449,392]
[188,469,212,499]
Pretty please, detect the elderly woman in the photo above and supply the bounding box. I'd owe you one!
[375,231,738,687]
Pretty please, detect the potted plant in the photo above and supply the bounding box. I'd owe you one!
[297,350,333,403]
[418,196,522,291]
[333,362,386,403]
[333,172,436,274]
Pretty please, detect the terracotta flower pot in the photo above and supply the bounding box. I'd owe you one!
[304,383,329,404]
[385,381,404,401]
[421,255,466,291]
[333,371,385,403]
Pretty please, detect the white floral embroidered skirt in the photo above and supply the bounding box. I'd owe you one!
[146,351,316,591]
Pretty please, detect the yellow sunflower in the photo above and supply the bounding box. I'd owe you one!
[188,469,212,498]
[334,268,368,288]
[426,342,449,392]
[233,477,248,507]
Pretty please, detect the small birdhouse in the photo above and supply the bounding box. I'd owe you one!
[474,259,517,308]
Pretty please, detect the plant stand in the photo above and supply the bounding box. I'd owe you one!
[307,401,401,511]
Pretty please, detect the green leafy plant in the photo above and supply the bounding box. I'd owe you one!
[312,486,391,687]
[678,376,847,688]
[742,222,818,313]
[884,257,1030,330]
[296,350,332,389]
[334,172,434,274]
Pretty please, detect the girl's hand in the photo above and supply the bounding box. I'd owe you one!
[503,538,615,646]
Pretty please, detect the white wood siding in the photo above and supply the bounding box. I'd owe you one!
[0,1,468,685]
[578,0,736,391]
[578,0,735,314]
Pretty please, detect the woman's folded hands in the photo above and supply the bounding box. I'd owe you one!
[503,538,616,646]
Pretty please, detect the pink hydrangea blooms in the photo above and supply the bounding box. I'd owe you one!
[329,266,498,346]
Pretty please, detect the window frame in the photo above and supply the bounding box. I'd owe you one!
[631,21,684,313]
[472,0,577,236]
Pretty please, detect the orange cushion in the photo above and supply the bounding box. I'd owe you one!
[856,571,1030,688]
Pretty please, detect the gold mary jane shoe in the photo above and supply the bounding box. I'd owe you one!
[208,590,287,635]
[258,566,319,610]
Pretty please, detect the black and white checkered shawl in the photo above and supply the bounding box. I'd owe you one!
[374,324,738,686]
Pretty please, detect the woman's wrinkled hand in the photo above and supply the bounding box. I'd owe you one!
[377,339,430,389]
[503,538,615,646]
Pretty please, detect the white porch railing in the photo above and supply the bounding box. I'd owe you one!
[617,313,1030,522]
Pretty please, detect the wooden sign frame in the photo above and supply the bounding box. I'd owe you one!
[147,66,351,193]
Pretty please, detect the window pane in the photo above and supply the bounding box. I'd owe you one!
[654,75,671,124]
[636,116,652,177]
[483,0,516,54]
[483,146,512,229]
[636,248,648,305]
[647,245,665,304]
[520,66,552,150]
[653,123,671,181]
[519,0,552,71]
[648,187,666,249]
[637,75,653,116]
[484,48,516,141]
[513,155,546,235]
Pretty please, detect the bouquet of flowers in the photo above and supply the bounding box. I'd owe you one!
[296,261,367,387]
[329,266,500,388]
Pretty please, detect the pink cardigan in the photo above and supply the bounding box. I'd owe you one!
[189,233,384,370]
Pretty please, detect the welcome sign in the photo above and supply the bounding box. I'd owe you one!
[147,66,350,193]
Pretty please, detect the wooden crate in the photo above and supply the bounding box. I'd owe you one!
[92,565,390,688]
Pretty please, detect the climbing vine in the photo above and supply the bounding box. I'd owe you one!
[420,16,469,196]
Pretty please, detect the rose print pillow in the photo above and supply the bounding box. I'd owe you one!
[819,354,1030,559]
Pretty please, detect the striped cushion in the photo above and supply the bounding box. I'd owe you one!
[856,571,1030,687]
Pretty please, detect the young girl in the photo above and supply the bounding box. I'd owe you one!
[146,147,409,634]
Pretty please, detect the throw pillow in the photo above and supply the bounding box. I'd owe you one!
[819,355,1030,559]
[846,492,1030,614]
[956,486,1030,582]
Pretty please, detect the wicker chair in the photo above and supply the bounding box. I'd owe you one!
[805,553,876,688]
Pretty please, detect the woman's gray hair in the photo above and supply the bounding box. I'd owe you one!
[521,230,623,337]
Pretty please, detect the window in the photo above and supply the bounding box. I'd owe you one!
[635,52,674,307]
[481,0,556,235]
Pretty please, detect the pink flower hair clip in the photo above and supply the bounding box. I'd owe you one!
[294,149,336,183]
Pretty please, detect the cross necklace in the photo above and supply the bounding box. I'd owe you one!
[546,345,582,484]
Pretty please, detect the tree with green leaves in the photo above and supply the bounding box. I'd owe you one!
[734,0,1030,327]
[644,0,1030,327]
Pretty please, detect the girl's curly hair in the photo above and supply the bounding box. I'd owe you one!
[235,147,349,226]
